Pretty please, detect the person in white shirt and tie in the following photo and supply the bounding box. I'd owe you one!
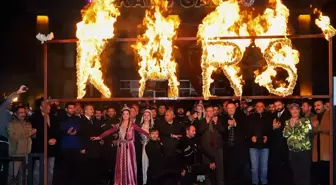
[268,100,293,185]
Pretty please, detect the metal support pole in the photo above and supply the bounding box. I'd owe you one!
[45,95,331,103]
[328,39,333,185]
[43,43,48,185]
[47,34,325,44]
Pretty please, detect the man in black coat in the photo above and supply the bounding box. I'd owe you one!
[146,128,165,185]
[79,105,102,185]
[222,102,248,185]
[268,100,292,185]
[198,106,225,185]
[100,107,119,183]
[158,110,183,169]
[178,125,216,185]
[31,98,59,185]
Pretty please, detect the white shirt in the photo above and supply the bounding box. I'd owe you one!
[277,109,285,118]
[85,115,93,124]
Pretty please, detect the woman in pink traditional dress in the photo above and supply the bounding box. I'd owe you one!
[92,106,149,185]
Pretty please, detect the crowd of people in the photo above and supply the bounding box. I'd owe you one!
[0,85,332,185]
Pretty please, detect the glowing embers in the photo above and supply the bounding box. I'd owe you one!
[255,39,299,97]
[314,9,336,41]
[133,0,180,98]
[76,0,120,98]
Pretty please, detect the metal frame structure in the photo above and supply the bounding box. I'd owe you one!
[42,34,333,185]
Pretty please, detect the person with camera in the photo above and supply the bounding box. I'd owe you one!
[178,124,216,185]
[0,85,27,185]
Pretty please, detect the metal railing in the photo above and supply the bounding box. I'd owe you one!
[0,153,44,185]
[119,79,229,97]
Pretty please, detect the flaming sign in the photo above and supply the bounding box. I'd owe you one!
[133,0,180,98]
[70,0,335,99]
[253,0,299,97]
[198,0,300,99]
[198,0,251,100]
[76,0,120,98]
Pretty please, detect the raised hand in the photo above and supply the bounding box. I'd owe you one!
[69,130,77,136]
[99,139,104,145]
[263,136,267,143]
[252,136,257,143]
[209,163,216,170]
[228,119,236,128]
[31,129,37,135]
[48,139,57,145]
[273,119,281,129]
[17,85,28,95]
[67,127,74,134]
[312,120,319,128]
[181,169,186,177]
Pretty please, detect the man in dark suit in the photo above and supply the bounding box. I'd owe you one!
[222,102,248,185]
[158,110,183,169]
[79,104,102,185]
[198,106,225,185]
[31,98,59,185]
[100,107,119,183]
[268,100,292,185]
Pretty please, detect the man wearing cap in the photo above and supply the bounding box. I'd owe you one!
[283,103,312,185]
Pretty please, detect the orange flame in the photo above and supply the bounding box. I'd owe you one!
[133,0,180,98]
[198,0,250,100]
[253,0,299,97]
[314,8,336,40]
[198,0,299,98]
[76,0,120,98]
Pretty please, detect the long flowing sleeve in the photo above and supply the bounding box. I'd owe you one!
[99,126,118,138]
[133,124,149,137]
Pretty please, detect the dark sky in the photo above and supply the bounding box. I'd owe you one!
[1,0,85,74]
[2,0,41,74]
